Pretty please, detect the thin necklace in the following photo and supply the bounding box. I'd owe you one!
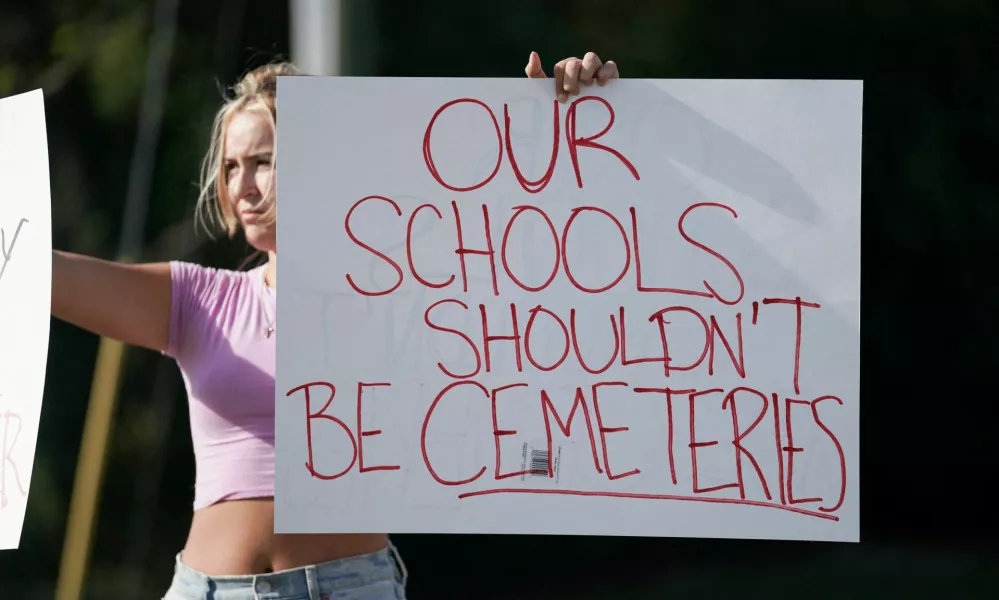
[260,268,275,338]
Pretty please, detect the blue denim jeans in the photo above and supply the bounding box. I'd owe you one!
[162,542,408,599]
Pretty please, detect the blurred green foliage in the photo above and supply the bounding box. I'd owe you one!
[0,0,995,597]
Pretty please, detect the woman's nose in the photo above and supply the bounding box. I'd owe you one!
[232,166,257,199]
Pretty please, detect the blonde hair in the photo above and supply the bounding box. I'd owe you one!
[195,61,303,239]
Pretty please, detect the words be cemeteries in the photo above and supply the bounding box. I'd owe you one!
[275,78,862,542]
[0,88,52,550]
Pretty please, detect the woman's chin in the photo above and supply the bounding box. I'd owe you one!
[244,227,276,253]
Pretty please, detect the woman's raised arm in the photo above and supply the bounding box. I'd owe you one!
[51,250,173,353]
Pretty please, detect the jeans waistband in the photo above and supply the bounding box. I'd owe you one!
[171,541,407,597]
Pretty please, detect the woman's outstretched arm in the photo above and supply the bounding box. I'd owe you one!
[51,250,172,353]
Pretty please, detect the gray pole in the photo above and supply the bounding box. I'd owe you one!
[290,0,343,75]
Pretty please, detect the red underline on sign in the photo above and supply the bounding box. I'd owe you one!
[457,488,839,522]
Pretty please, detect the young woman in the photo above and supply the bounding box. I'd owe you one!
[51,50,619,600]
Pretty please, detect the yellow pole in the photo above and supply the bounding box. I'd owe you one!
[53,0,179,596]
[53,338,126,600]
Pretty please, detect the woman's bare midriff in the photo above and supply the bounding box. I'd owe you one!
[179,498,389,575]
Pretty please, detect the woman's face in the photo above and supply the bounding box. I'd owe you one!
[225,108,276,252]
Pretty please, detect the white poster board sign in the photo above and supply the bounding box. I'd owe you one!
[0,89,52,549]
[276,77,861,542]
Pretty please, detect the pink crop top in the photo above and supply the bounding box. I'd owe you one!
[164,260,276,510]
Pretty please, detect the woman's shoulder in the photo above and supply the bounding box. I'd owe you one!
[169,259,262,279]
[169,259,264,300]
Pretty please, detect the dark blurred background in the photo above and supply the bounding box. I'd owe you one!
[1,0,996,597]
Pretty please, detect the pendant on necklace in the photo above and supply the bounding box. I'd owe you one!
[265,326,274,338]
